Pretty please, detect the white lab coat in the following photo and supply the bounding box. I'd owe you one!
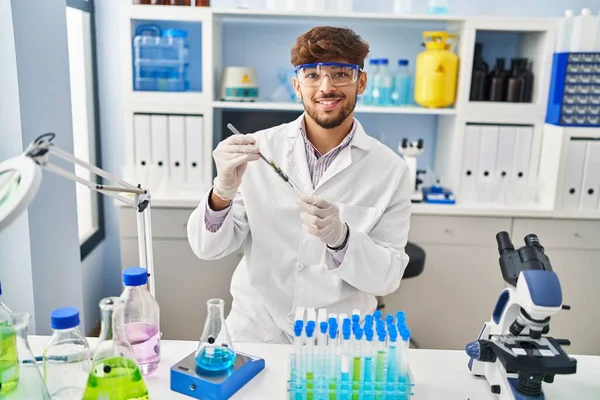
[187,114,411,342]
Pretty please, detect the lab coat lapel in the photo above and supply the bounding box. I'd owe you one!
[285,115,313,193]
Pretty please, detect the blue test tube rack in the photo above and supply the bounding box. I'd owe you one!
[287,309,415,400]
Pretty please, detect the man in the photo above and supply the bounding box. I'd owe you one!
[187,26,411,343]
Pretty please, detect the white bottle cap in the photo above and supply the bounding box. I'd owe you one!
[565,9,574,17]
[581,8,591,15]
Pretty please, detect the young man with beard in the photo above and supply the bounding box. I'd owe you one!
[187,26,411,343]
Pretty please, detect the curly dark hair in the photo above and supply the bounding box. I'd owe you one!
[290,26,370,69]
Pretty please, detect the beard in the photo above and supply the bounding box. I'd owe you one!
[302,92,357,130]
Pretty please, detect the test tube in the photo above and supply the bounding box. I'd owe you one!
[364,314,374,333]
[319,320,329,389]
[352,328,363,398]
[386,325,398,393]
[398,327,411,386]
[375,327,387,395]
[363,329,375,399]
[306,308,317,399]
[328,319,338,397]
[373,310,382,322]
[340,323,352,400]
[293,307,305,390]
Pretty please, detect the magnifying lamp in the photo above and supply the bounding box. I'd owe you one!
[0,133,156,297]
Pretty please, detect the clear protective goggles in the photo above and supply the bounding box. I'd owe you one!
[294,62,362,87]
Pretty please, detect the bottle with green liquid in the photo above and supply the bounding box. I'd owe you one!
[0,280,18,395]
[82,297,150,400]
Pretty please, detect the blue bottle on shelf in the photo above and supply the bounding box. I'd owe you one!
[362,59,380,105]
[373,58,393,106]
[392,59,412,106]
[133,25,190,92]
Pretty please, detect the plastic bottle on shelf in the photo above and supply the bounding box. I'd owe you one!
[571,8,597,52]
[391,59,412,106]
[519,60,534,103]
[373,58,393,106]
[470,43,488,101]
[506,59,524,103]
[42,308,91,399]
[427,0,449,15]
[362,59,380,105]
[487,58,507,102]
[120,267,161,376]
[556,9,574,52]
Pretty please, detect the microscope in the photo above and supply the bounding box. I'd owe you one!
[466,232,577,400]
[398,138,426,203]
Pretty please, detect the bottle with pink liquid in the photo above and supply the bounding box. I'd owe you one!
[120,267,161,375]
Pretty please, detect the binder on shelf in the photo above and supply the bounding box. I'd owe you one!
[133,114,152,189]
[460,124,481,204]
[578,140,600,211]
[477,125,499,203]
[561,139,587,210]
[185,115,205,189]
[495,125,517,204]
[510,126,534,204]
[150,114,169,193]
[168,115,187,191]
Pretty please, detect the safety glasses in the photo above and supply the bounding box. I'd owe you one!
[295,62,362,87]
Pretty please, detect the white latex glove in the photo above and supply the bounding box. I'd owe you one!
[298,194,348,249]
[212,135,260,201]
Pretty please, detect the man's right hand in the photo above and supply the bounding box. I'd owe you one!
[211,134,260,204]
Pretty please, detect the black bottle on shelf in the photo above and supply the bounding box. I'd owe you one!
[520,60,534,103]
[488,58,508,102]
[470,43,489,101]
[506,58,525,103]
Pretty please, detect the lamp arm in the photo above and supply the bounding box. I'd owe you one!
[26,134,156,297]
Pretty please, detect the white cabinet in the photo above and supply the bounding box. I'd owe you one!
[383,215,512,350]
[512,218,600,356]
[119,207,243,340]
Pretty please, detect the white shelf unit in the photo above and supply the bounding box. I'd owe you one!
[118,6,600,220]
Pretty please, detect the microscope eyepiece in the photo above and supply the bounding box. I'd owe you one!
[525,234,545,253]
[496,231,514,255]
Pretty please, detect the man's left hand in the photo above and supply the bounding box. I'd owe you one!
[297,194,348,249]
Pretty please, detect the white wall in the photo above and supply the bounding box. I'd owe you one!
[0,0,37,332]
[0,0,88,335]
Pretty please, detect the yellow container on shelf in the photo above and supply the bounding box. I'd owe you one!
[414,31,459,108]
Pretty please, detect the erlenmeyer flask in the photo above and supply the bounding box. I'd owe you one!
[195,298,236,371]
[0,312,51,399]
[82,297,149,400]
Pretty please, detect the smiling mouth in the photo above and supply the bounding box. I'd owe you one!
[315,98,342,110]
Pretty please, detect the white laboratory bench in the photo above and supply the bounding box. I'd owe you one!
[29,336,600,399]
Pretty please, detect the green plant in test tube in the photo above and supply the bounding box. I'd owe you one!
[82,297,149,400]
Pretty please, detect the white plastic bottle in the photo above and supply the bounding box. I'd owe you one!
[571,8,597,52]
[556,9,574,52]
[43,307,91,399]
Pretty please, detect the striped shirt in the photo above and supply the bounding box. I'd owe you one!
[205,119,357,266]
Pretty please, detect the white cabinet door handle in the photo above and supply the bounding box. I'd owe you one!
[444,228,453,235]
[574,232,582,239]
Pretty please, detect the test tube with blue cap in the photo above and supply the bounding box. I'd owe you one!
[317,309,328,390]
[340,320,352,400]
[373,310,382,322]
[386,325,398,393]
[375,327,387,393]
[352,327,364,396]
[398,327,411,386]
[362,328,375,400]
[293,307,305,395]
[305,308,317,398]
[327,315,338,394]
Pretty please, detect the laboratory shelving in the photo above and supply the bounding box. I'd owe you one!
[118,4,600,220]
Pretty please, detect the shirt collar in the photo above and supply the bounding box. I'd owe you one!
[299,117,357,157]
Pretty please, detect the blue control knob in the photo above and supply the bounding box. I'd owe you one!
[466,340,496,362]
